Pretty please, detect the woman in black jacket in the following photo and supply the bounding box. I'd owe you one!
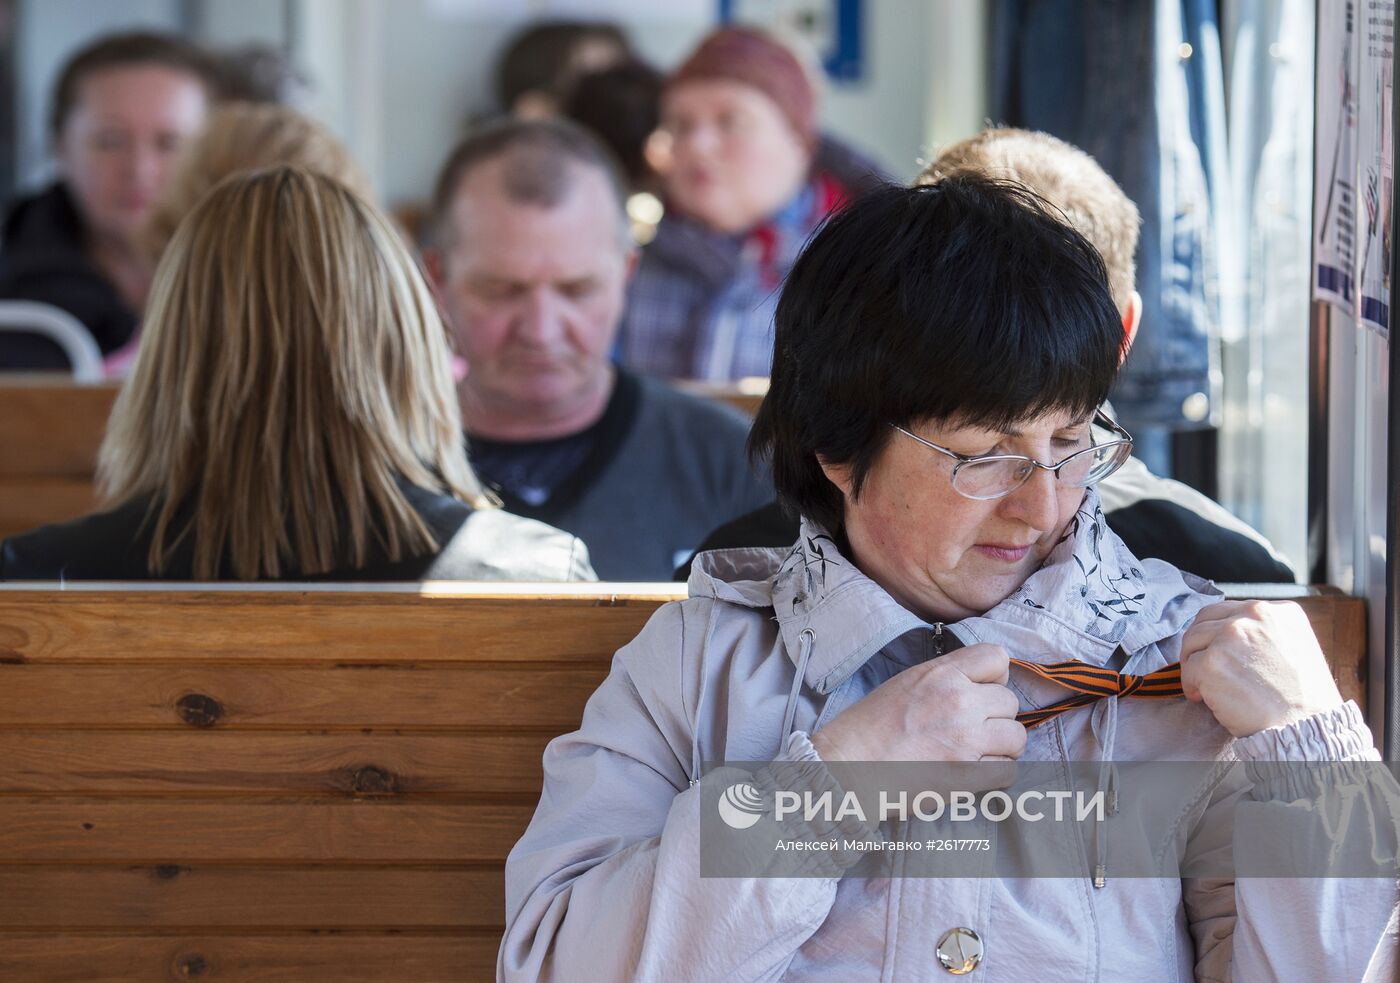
[0,32,215,369]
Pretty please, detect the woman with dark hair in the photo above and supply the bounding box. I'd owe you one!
[501,178,1396,980]
[0,31,217,369]
[564,59,665,196]
[495,20,632,120]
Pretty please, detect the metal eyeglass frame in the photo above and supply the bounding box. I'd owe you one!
[889,409,1135,501]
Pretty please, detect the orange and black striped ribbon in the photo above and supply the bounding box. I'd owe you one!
[1010,658,1184,730]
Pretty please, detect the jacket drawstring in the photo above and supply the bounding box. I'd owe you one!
[690,626,816,787]
[1089,694,1120,888]
[689,623,715,788]
[781,628,816,747]
[688,666,711,789]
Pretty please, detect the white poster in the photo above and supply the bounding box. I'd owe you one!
[1314,0,1360,314]
[1357,0,1394,336]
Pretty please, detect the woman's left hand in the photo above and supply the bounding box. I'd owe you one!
[1179,600,1344,739]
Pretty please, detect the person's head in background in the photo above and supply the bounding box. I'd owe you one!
[658,26,817,235]
[496,21,632,119]
[425,118,635,442]
[918,127,1144,353]
[563,59,666,244]
[97,101,368,378]
[563,59,664,196]
[99,166,490,579]
[142,102,369,263]
[212,43,314,107]
[50,32,217,256]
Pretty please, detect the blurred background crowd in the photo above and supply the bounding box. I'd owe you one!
[0,0,1319,582]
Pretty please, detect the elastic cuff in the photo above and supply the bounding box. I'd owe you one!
[1233,701,1378,763]
[753,731,880,872]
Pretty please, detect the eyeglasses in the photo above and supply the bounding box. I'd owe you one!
[890,410,1134,501]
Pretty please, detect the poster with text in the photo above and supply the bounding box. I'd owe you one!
[1357,0,1394,336]
[1314,0,1360,313]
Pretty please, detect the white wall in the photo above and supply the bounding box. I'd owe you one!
[195,0,287,46]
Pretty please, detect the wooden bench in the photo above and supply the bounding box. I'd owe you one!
[672,377,768,417]
[0,583,687,982]
[0,380,765,544]
[0,583,1366,981]
[0,379,118,540]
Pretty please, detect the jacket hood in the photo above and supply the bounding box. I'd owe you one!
[689,487,1221,697]
[685,542,788,605]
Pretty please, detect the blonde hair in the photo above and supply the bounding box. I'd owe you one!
[918,128,1141,314]
[99,166,492,579]
[143,102,371,261]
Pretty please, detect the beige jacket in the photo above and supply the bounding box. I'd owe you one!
[502,490,1398,981]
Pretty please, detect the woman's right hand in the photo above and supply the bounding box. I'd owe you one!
[811,643,1027,763]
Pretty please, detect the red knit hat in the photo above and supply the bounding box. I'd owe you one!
[667,27,817,150]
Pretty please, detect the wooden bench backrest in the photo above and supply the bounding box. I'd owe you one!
[671,378,768,417]
[0,380,766,543]
[0,583,684,981]
[0,380,118,539]
[0,583,1366,981]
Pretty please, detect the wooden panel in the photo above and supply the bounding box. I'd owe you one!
[0,934,499,983]
[1,590,1360,705]
[0,382,117,477]
[0,477,99,540]
[0,800,533,862]
[0,732,551,796]
[0,664,605,728]
[0,591,677,665]
[671,378,767,418]
[1295,593,1368,708]
[1220,588,1368,709]
[0,866,502,928]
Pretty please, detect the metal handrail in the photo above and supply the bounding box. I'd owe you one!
[0,300,104,382]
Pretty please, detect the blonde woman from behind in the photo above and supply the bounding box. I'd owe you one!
[0,166,593,582]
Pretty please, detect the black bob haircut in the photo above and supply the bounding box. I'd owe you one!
[749,175,1125,538]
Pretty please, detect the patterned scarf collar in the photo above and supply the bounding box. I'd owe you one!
[648,173,849,290]
[769,488,1220,695]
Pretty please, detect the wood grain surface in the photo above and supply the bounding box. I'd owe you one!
[0,933,500,982]
[0,584,1369,982]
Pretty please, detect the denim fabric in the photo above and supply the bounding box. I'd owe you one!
[991,0,1226,430]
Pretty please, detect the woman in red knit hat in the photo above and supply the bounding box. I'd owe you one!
[616,26,881,383]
